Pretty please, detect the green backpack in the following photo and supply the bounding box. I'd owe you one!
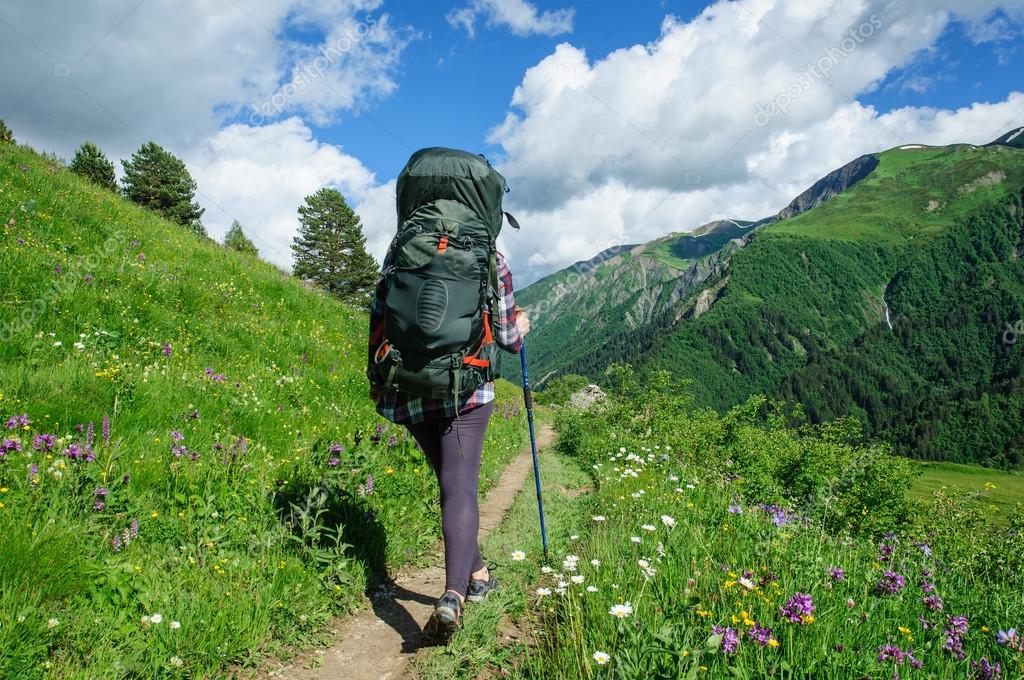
[371,147,517,403]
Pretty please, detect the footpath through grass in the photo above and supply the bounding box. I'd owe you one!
[0,142,527,678]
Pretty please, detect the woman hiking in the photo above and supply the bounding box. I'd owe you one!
[367,147,530,642]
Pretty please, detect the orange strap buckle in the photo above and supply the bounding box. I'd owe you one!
[437,235,449,255]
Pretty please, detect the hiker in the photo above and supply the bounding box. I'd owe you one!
[367,147,530,642]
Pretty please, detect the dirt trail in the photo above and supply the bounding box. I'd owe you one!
[264,425,556,680]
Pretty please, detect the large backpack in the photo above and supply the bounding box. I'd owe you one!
[371,148,517,404]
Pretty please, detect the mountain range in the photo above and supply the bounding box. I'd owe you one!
[515,127,1024,468]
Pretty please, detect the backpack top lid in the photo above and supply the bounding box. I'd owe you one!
[396,147,508,238]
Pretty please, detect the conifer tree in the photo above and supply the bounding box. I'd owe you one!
[70,142,117,191]
[121,141,206,235]
[292,188,378,305]
[0,119,14,144]
[224,220,259,256]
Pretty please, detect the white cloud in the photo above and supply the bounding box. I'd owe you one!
[488,0,1024,283]
[1,1,411,159]
[447,0,574,38]
[187,118,396,271]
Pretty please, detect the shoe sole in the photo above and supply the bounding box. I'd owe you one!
[466,580,498,603]
[423,605,460,643]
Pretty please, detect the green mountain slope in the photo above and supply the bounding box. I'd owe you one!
[520,138,1024,467]
[0,143,525,677]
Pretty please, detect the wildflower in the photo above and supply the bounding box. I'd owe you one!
[996,628,1022,651]
[970,657,1001,679]
[923,594,943,611]
[93,501,105,511]
[727,503,743,514]
[641,524,656,532]
[170,621,181,629]
[32,434,55,450]
[712,626,740,654]
[541,566,553,574]
[163,343,172,357]
[592,515,606,522]
[738,576,755,590]
[47,618,59,629]
[780,592,814,624]
[511,550,526,562]
[586,585,599,593]
[370,423,384,443]
[571,575,585,584]
[149,613,163,624]
[1,438,20,454]
[609,603,634,619]
[569,534,580,540]
[112,535,122,552]
[94,487,110,498]
[536,587,551,597]
[328,457,340,467]
[102,414,110,447]
[760,503,792,527]
[592,651,610,665]
[590,559,600,567]
[878,541,895,562]
[875,571,907,596]
[661,514,676,528]
[169,656,184,668]
[943,614,969,659]
[827,566,845,581]
[749,623,775,646]
[630,536,641,544]
[877,645,923,670]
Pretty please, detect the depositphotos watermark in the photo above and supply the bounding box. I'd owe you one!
[754,14,882,127]
[248,17,380,125]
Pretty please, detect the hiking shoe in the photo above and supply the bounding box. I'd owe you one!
[466,575,499,603]
[423,591,462,644]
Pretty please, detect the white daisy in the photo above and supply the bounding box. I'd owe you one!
[593,651,611,665]
[571,574,585,584]
[590,559,601,567]
[511,550,526,561]
[608,602,633,619]
[586,585,599,592]
[630,536,642,544]
[536,587,552,596]
[149,613,163,624]
[641,524,656,532]
[47,618,60,629]
[661,515,677,528]
[592,515,607,522]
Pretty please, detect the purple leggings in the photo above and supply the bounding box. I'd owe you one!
[405,400,494,598]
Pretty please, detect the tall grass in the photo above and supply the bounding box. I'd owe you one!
[0,143,526,677]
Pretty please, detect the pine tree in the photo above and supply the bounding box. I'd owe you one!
[0,119,13,144]
[292,188,378,306]
[224,220,259,256]
[121,141,206,236]
[70,142,117,191]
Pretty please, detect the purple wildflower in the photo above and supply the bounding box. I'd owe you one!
[83,273,94,283]
[387,435,398,447]
[85,421,95,449]
[163,342,172,357]
[943,614,969,660]
[760,503,792,527]
[54,265,62,274]
[64,443,83,460]
[874,571,907,596]
[878,541,895,563]
[828,567,845,581]
[328,443,344,455]
[780,592,814,624]
[971,658,1001,680]
[749,623,774,646]
[328,457,340,467]
[32,434,55,450]
[102,414,110,447]
[171,431,185,443]
[112,534,122,552]
[365,474,374,496]
[727,503,743,514]
[712,626,739,654]
[93,500,105,511]
[302,351,308,365]
[996,628,1021,651]
[29,464,38,485]
[920,579,936,593]
[171,445,187,458]
[922,594,943,611]
[130,517,139,539]
[1,438,21,453]
[137,252,145,262]
[370,424,384,444]
[877,645,923,670]
[93,487,110,498]
[916,542,932,557]
[6,414,30,429]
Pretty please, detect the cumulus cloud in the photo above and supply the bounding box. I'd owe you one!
[447,0,574,38]
[488,0,1024,283]
[186,118,395,270]
[0,0,411,160]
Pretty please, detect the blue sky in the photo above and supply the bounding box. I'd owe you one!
[313,2,1024,181]
[4,0,1024,283]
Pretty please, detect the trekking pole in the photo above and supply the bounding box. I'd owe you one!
[519,341,549,559]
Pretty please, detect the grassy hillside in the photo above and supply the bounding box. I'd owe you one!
[0,143,526,678]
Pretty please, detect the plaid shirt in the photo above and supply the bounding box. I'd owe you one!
[368,251,522,424]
